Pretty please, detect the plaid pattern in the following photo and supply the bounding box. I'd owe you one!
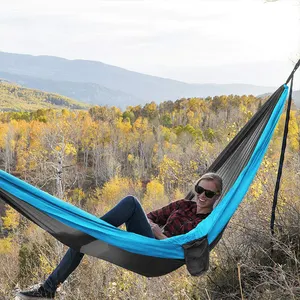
[147,199,209,237]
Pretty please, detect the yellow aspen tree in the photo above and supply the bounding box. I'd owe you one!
[99,177,142,211]
[15,120,30,173]
[27,120,48,172]
[142,179,168,211]
[0,123,9,149]
[2,206,20,231]
[0,237,14,254]
[287,110,299,152]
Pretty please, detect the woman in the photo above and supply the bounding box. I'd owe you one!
[17,172,222,299]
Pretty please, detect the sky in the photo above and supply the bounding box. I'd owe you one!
[1,0,300,88]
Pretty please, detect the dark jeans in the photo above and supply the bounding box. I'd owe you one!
[43,195,154,293]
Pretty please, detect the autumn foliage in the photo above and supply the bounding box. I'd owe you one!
[0,94,299,299]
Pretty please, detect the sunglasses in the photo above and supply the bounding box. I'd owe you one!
[195,185,219,198]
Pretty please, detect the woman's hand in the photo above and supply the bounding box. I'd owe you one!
[150,223,167,240]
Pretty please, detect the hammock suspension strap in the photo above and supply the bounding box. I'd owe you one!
[270,59,300,236]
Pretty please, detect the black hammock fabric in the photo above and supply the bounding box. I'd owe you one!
[0,84,289,277]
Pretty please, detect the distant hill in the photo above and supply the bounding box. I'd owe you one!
[0,52,280,109]
[0,81,90,112]
[0,71,141,108]
[258,89,300,108]
[293,90,300,107]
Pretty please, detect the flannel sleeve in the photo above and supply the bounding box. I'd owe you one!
[147,199,183,226]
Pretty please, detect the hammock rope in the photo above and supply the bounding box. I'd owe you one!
[271,59,299,236]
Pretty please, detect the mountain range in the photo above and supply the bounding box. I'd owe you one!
[0,51,299,109]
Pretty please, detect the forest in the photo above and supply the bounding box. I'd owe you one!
[0,81,89,111]
[0,93,299,299]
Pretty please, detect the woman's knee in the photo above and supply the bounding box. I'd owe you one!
[122,195,141,208]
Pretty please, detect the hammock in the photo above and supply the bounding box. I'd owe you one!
[0,62,298,277]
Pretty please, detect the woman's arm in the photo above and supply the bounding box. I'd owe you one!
[149,222,168,240]
[147,200,184,239]
[147,200,181,226]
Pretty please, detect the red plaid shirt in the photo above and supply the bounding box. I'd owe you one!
[147,199,209,237]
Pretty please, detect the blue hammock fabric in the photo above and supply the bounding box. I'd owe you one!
[0,85,289,276]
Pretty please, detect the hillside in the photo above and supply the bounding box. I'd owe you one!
[0,94,299,299]
[0,52,280,108]
[0,71,141,108]
[0,81,90,111]
[294,90,300,107]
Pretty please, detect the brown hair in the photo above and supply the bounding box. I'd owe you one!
[194,172,223,195]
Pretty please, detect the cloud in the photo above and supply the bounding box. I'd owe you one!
[0,0,299,85]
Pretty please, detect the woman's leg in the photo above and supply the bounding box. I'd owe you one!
[101,195,154,237]
[43,195,153,292]
[43,248,84,292]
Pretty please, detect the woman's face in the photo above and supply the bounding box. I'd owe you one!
[195,179,220,213]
